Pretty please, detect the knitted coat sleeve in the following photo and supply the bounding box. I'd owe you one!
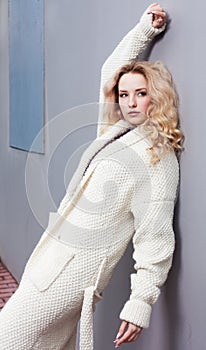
[119,153,179,328]
[97,10,166,137]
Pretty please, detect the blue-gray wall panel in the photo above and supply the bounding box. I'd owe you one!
[9,0,44,152]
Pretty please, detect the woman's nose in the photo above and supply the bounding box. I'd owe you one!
[128,95,137,108]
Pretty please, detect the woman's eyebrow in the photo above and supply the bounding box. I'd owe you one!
[119,87,147,92]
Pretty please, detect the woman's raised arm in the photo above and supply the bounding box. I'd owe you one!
[97,3,166,137]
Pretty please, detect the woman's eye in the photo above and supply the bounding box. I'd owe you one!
[119,91,147,98]
[138,91,147,97]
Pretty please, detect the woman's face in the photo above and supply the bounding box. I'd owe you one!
[118,73,151,127]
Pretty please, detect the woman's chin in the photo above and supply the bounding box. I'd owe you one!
[124,115,147,127]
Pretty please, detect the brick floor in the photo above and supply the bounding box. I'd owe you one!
[0,260,19,310]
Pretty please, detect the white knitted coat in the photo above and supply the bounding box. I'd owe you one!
[0,10,178,350]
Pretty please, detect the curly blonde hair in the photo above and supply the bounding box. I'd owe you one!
[100,60,184,164]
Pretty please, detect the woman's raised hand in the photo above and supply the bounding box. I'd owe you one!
[147,3,167,28]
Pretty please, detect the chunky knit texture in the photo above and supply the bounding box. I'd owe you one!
[57,120,178,330]
[0,9,175,350]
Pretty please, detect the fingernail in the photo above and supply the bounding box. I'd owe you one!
[115,345,120,349]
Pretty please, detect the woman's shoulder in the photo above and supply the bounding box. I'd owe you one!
[130,131,179,184]
[132,127,179,166]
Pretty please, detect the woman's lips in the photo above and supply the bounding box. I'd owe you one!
[128,111,140,116]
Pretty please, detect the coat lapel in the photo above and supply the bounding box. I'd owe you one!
[60,119,148,216]
[66,120,132,195]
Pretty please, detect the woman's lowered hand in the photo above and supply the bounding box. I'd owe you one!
[114,320,142,347]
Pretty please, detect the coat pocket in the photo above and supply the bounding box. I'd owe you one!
[26,235,75,292]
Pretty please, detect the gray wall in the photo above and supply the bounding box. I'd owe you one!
[0,0,205,349]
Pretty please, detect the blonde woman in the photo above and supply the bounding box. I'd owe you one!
[0,3,183,350]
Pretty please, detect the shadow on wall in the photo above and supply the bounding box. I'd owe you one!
[164,199,184,350]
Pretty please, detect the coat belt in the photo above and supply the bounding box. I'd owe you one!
[79,258,106,350]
